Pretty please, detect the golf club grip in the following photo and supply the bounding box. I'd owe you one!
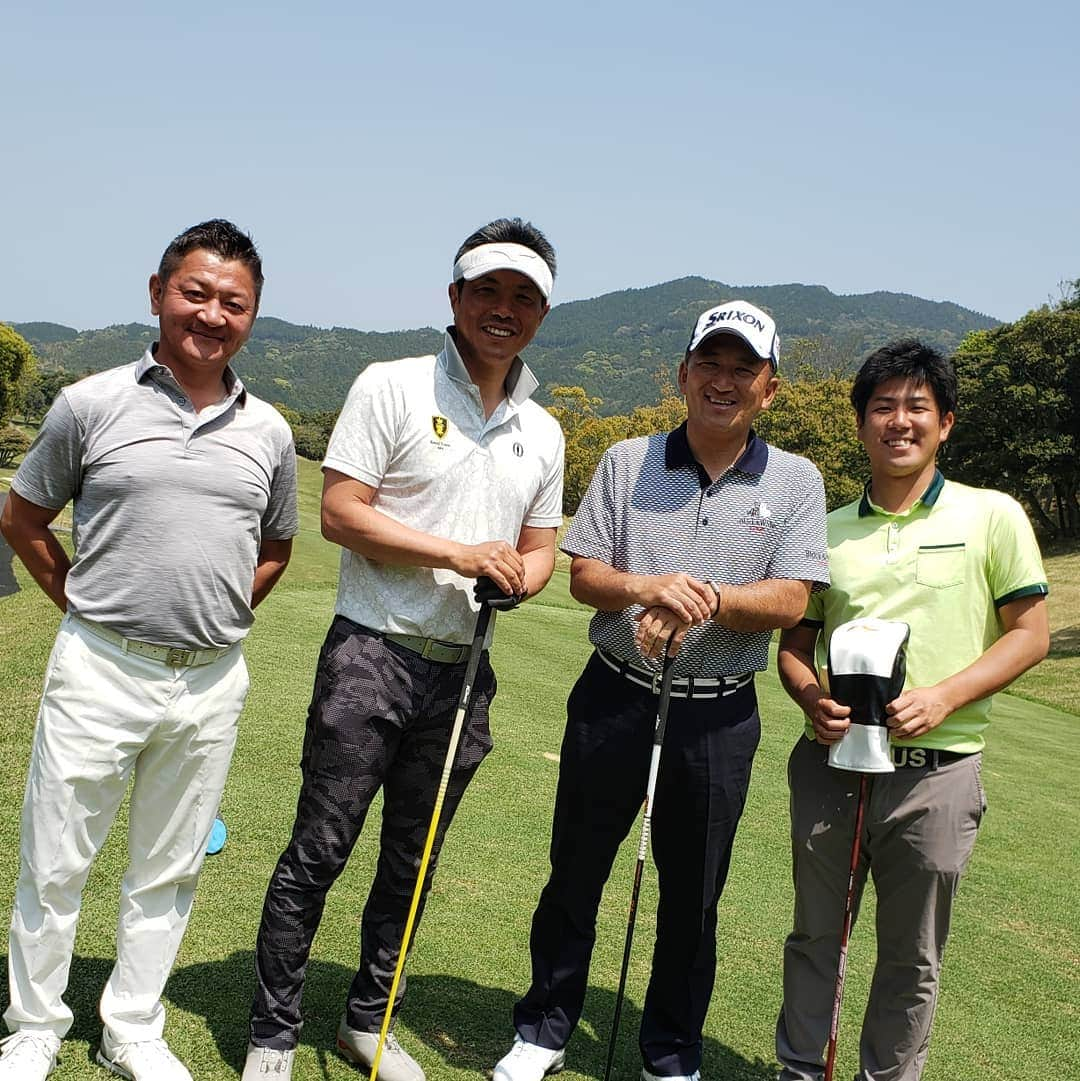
[652,653,676,746]
[448,604,494,732]
[368,604,494,1081]
[635,654,674,860]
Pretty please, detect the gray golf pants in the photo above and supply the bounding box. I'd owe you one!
[249,617,495,1048]
[776,738,986,1081]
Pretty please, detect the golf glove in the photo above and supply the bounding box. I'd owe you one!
[474,575,526,611]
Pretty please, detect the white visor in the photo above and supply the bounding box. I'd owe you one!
[452,242,553,300]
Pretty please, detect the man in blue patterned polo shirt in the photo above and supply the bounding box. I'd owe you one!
[496,301,830,1081]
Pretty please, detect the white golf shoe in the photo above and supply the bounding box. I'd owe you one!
[641,1068,700,1081]
[335,1019,425,1081]
[96,1031,193,1081]
[0,1031,61,1079]
[242,1042,296,1079]
[493,1037,566,1081]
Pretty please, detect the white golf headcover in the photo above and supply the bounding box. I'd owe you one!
[826,618,910,773]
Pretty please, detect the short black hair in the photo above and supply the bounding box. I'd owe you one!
[454,217,556,287]
[157,219,264,303]
[851,338,957,422]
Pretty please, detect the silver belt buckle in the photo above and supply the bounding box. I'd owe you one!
[165,647,194,666]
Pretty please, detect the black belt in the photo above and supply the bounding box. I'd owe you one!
[596,648,752,699]
[891,746,974,770]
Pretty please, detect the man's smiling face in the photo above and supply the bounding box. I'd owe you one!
[678,335,778,443]
[150,249,258,377]
[857,375,954,480]
[448,268,548,372]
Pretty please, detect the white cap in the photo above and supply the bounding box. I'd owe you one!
[687,301,780,370]
[452,242,554,300]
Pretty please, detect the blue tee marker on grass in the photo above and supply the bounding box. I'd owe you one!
[206,817,227,855]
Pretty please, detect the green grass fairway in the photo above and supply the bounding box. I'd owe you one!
[0,459,1077,1080]
[1010,544,1080,715]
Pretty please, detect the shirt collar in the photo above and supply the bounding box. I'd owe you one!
[441,329,540,406]
[664,422,768,486]
[858,468,945,517]
[136,345,246,405]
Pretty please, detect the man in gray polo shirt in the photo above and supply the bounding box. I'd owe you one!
[496,301,830,1081]
[243,218,564,1081]
[0,220,298,1081]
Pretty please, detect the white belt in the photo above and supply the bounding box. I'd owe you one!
[72,615,233,667]
[596,648,752,699]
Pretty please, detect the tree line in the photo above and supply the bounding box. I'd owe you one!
[3,281,1078,538]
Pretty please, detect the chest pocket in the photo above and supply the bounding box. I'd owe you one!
[915,543,966,588]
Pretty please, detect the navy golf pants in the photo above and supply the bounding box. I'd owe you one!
[249,617,495,1048]
[514,652,761,1077]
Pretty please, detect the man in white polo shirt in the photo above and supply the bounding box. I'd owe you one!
[0,220,298,1081]
[243,218,565,1081]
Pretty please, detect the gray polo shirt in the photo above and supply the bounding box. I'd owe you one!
[13,349,299,650]
[324,330,565,644]
[563,423,829,677]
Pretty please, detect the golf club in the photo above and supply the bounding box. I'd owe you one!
[822,617,908,1080]
[602,648,676,1081]
[824,772,868,1081]
[366,602,495,1081]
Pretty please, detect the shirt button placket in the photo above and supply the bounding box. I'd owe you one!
[179,398,195,451]
[886,520,900,563]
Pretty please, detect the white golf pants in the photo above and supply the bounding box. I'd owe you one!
[4,614,248,1041]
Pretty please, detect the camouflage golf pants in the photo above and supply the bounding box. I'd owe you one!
[249,616,495,1048]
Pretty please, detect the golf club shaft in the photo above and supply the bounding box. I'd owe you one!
[602,651,676,1081]
[368,604,494,1081]
[824,772,868,1081]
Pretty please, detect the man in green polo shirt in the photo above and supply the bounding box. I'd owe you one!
[774,339,1049,1081]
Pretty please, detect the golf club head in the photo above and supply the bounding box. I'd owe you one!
[827,618,910,773]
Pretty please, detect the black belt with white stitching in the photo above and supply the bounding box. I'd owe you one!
[596,648,752,699]
[891,746,974,769]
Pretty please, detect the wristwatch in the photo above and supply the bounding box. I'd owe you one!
[707,580,723,618]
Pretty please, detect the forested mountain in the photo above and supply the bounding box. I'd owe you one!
[527,278,997,413]
[14,278,998,415]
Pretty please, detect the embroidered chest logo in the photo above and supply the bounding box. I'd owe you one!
[738,500,774,535]
[432,415,449,439]
[513,441,524,458]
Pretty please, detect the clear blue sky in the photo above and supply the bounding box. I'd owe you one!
[2,1,1077,332]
